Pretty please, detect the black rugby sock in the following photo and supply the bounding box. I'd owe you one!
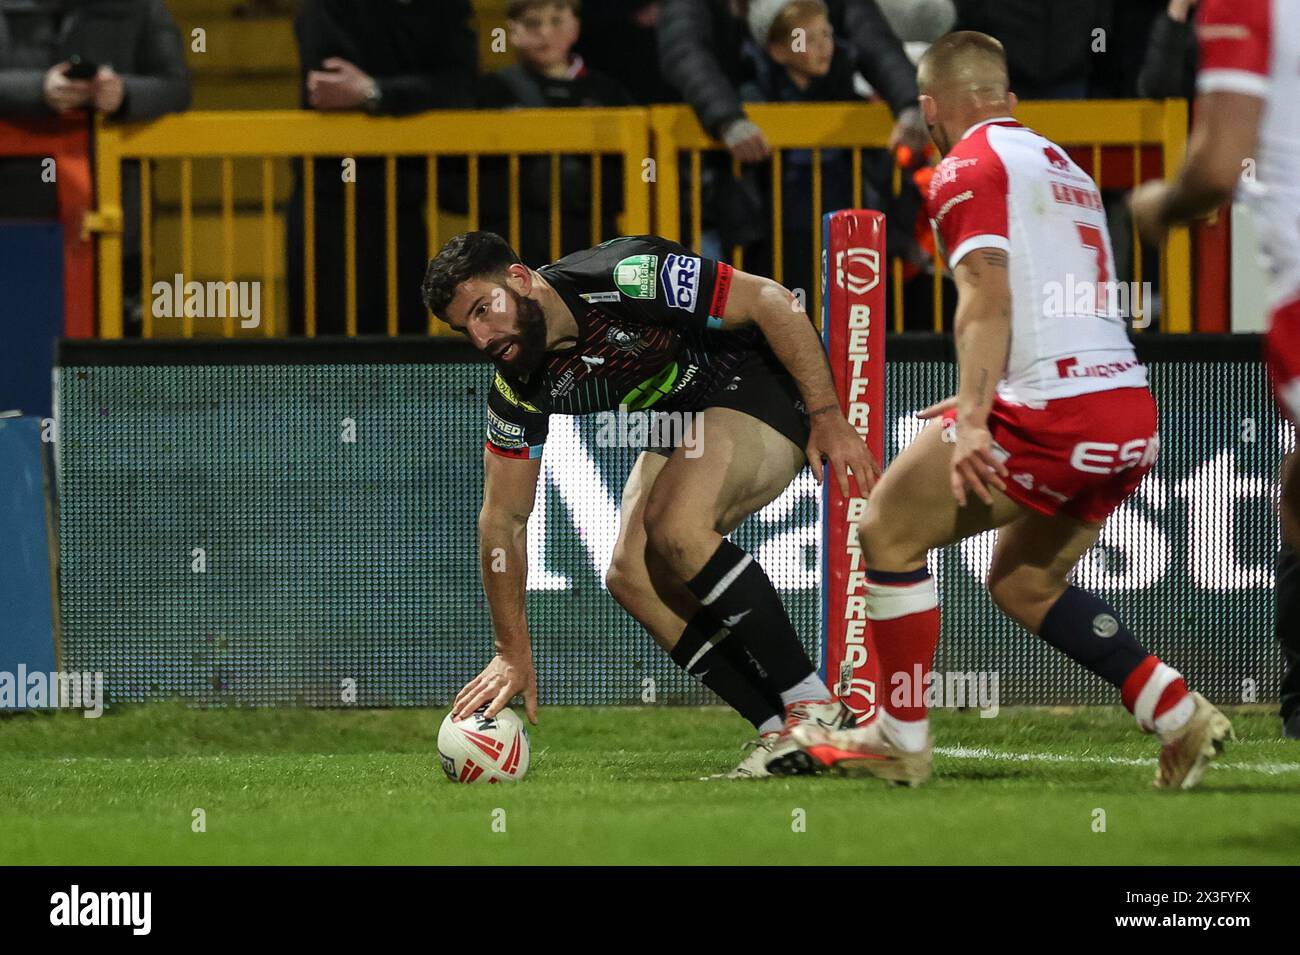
[670,611,783,731]
[684,539,817,695]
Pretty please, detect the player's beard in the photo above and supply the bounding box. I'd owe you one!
[492,290,549,378]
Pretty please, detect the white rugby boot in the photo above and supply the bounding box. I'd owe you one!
[791,717,933,787]
[1153,692,1233,791]
[702,732,780,780]
[763,699,857,776]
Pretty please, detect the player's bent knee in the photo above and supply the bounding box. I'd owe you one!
[642,490,693,566]
[644,519,692,571]
[858,507,925,571]
[987,570,1064,632]
[605,554,650,610]
[986,573,1019,617]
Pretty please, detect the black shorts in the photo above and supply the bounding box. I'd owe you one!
[643,353,811,458]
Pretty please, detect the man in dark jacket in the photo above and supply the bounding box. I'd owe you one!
[0,0,192,332]
[952,0,1098,99]
[574,0,677,105]
[287,0,477,336]
[0,0,190,123]
[657,0,926,163]
[1135,0,1198,100]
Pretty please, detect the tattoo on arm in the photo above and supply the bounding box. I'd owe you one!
[957,250,1006,287]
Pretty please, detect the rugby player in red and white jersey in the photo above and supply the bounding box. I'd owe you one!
[782,31,1233,788]
[1130,0,1300,738]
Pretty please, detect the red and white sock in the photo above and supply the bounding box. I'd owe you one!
[1121,655,1194,738]
[866,568,940,752]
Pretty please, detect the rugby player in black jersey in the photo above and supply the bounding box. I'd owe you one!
[424,231,878,777]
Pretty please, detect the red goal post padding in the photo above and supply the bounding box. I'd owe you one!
[820,209,885,722]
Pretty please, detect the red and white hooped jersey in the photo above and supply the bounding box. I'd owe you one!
[1197,0,1300,311]
[925,117,1147,406]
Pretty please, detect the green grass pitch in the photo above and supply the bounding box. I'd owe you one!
[1,703,1297,865]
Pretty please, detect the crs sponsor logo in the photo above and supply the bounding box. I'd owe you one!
[660,253,700,312]
[834,247,880,295]
[1070,435,1160,474]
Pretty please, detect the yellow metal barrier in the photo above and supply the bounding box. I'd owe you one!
[94,101,1189,338]
[650,100,1192,333]
[93,108,652,338]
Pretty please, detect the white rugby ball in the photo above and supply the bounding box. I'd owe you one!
[438,705,530,783]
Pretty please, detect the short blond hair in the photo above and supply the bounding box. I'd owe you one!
[917,31,1009,96]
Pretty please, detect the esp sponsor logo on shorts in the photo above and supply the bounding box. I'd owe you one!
[1070,435,1160,475]
[659,253,700,312]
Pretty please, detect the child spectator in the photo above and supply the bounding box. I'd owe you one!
[478,1,632,267]
[739,0,891,300]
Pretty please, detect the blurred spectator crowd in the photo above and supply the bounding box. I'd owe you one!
[0,0,1207,335]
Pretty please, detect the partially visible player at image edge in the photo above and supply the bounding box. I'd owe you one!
[788,30,1233,789]
[1130,0,1300,739]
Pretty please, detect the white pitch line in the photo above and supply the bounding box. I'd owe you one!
[935,746,1300,777]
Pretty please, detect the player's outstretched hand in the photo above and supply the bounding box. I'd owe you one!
[949,422,1008,507]
[452,653,539,725]
[806,409,881,499]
